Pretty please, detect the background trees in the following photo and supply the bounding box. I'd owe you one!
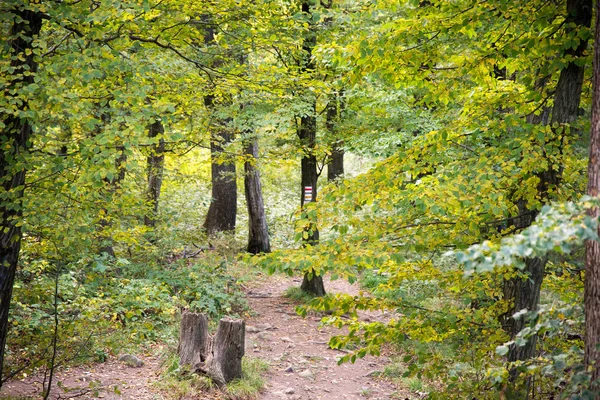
[2,0,600,398]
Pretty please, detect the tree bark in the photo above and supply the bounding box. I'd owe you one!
[244,139,271,254]
[326,92,344,182]
[178,312,209,368]
[202,18,237,236]
[300,272,326,297]
[0,8,43,387]
[204,317,245,386]
[296,0,325,297]
[327,145,344,182]
[178,312,244,386]
[98,147,127,258]
[503,0,592,392]
[585,0,600,392]
[144,119,166,229]
[203,118,237,235]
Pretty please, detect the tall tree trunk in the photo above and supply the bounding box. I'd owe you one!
[504,0,592,392]
[203,108,237,235]
[244,138,270,254]
[0,8,43,387]
[202,17,237,235]
[144,119,166,229]
[326,91,344,182]
[585,0,600,393]
[296,0,325,297]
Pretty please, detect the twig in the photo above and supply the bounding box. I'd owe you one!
[43,261,61,400]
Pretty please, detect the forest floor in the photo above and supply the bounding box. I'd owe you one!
[0,275,412,400]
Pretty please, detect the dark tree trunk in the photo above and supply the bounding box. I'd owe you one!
[203,117,237,235]
[296,0,325,297]
[202,18,237,235]
[503,0,592,392]
[244,138,270,254]
[144,119,166,229]
[326,92,344,182]
[300,272,326,297]
[327,146,344,182]
[585,0,600,392]
[0,9,43,387]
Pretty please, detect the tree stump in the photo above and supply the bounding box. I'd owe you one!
[178,312,245,386]
[178,312,209,369]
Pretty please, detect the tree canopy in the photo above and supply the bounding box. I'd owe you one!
[1,0,600,398]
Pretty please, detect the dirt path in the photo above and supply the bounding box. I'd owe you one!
[1,276,407,399]
[0,351,163,399]
[246,276,406,400]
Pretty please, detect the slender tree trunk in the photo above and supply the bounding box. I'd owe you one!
[202,17,237,235]
[327,146,344,182]
[503,0,592,392]
[244,138,270,254]
[296,0,325,297]
[298,109,320,249]
[326,92,344,182]
[585,1,600,393]
[299,106,325,296]
[0,9,43,387]
[99,148,127,258]
[144,119,166,229]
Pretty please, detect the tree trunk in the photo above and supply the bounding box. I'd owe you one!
[0,8,43,387]
[178,312,244,386]
[326,92,344,182]
[99,147,127,258]
[203,120,237,235]
[202,18,237,236]
[244,138,271,254]
[585,0,600,392]
[503,0,592,392]
[300,273,326,297]
[296,0,325,297]
[144,119,166,229]
[328,145,344,182]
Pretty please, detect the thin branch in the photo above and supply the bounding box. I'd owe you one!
[42,32,73,57]
[449,139,478,155]
[128,34,214,82]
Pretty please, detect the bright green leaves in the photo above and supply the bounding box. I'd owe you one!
[454,198,600,275]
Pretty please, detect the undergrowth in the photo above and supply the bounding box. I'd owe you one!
[6,250,249,382]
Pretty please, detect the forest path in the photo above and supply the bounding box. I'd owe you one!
[246,275,408,400]
[0,348,163,399]
[0,275,409,400]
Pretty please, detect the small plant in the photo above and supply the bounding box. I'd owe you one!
[404,377,424,392]
[382,362,403,378]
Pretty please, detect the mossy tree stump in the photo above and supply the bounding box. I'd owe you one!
[178,312,245,386]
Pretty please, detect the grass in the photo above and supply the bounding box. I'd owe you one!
[283,286,316,303]
[226,357,270,398]
[382,362,404,378]
[156,349,269,400]
[403,376,425,392]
